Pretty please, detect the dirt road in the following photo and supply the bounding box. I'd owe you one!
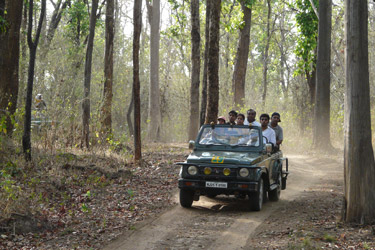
[104,154,342,250]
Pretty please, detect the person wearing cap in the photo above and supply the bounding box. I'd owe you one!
[35,94,47,110]
[226,110,237,125]
[244,109,260,127]
[217,116,226,124]
[260,113,276,145]
[269,112,283,147]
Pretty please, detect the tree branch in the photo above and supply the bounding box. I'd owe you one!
[308,0,319,20]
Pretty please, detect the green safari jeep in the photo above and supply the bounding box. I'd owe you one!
[177,124,288,211]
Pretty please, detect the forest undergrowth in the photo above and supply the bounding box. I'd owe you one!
[0,133,187,249]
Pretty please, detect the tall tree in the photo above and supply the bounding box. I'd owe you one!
[232,0,252,108]
[261,0,274,107]
[343,0,375,223]
[146,0,161,142]
[82,0,99,148]
[22,0,46,161]
[100,0,115,137]
[133,0,142,160]
[200,0,211,126]
[313,0,332,150]
[188,0,201,140]
[205,0,221,124]
[0,0,23,134]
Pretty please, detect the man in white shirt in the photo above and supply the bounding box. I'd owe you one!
[244,109,261,127]
[260,113,276,145]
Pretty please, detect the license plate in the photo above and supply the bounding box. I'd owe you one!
[206,181,227,188]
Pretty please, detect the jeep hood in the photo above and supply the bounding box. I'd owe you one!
[187,150,261,165]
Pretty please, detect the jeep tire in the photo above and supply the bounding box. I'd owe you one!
[249,178,264,211]
[180,189,194,208]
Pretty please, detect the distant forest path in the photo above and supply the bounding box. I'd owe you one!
[104,154,342,250]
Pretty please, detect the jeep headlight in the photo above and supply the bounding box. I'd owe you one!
[187,166,198,175]
[239,168,249,177]
[223,168,231,176]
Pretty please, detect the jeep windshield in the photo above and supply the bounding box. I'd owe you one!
[198,125,260,147]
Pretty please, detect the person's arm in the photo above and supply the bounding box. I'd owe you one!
[276,127,283,145]
[270,129,276,145]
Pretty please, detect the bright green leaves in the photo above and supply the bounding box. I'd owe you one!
[293,0,319,76]
[164,0,189,39]
[221,1,242,33]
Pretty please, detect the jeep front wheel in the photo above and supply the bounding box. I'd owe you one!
[179,189,194,208]
[249,178,264,211]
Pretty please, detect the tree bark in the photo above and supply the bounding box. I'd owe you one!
[188,0,201,140]
[0,0,23,135]
[18,1,28,109]
[100,0,114,137]
[22,0,46,161]
[126,90,134,137]
[133,0,142,161]
[200,0,211,126]
[343,0,375,224]
[313,0,332,150]
[232,0,252,108]
[82,0,99,148]
[146,0,161,142]
[205,0,221,124]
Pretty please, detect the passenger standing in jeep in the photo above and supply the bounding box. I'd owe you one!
[269,112,283,149]
[244,109,261,127]
[260,113,276,145]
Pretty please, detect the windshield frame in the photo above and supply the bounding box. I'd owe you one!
[194,124,264,152]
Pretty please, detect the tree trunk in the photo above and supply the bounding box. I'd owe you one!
[100,0,114,137]
[278,4,288,100]
[313,0,332,150]
[232,0,252,108]
[126,90,134,137]
[205,0,221,124]
[82,0,98,149]
[43,0,69,52]
[200,0,211,127]
[261,0,272,107]
[133,0,142,161]
[0,0,23,135]
[343,0,375,224]
[188,0,201,140]
[18,1,28,109]
[146,0,161,142]
[22,0,46,161]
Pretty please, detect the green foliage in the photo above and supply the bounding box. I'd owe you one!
[64,0,90,45]
[221,1,242,33]
[293,0,319,76]
[0,12,8,33]
[0,170,21,202]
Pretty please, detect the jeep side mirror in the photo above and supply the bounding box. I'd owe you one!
[188,140,195,150]
[265,143,272,153]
